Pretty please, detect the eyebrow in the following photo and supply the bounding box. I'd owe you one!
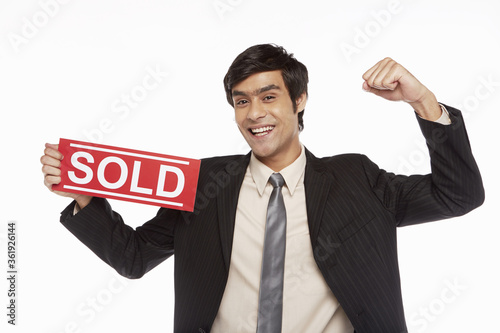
[232,84,281,97]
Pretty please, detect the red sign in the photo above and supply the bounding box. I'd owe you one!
[53,138,200,212]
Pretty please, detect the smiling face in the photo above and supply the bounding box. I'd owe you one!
[233,70,306,171]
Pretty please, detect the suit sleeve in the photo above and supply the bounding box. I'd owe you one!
[362,104,485,227]
[60,197,176,278]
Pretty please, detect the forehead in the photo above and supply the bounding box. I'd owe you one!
[232,70,285,94]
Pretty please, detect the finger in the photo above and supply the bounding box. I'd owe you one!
[361,57,395,81]
[382,62,408,90]
[364,61,388,89]
[40,154,61,168]
[42,164,61,177]
[370,60,399,90]
[44,174,61,189]
[362,80,394,92]
[362,84,397,100]
[363,57,395,82]
[361,60,382,82]
[364,58,395,89]
[362,81,371,91]
[44,143,63,160]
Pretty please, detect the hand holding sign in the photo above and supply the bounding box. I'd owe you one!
[41,143,93,209]
[42,139,201,212]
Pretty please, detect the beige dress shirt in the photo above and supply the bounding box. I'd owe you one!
[211,145,354,333]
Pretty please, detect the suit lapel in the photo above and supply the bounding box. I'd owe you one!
[216,154,250,272]
[215,149,334,271]
[304,148,334,248]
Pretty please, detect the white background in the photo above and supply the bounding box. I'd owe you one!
[1,0,499,332]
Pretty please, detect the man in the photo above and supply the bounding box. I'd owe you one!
[41,44,484,332]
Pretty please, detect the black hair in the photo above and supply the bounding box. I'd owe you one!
[223,44,309,131]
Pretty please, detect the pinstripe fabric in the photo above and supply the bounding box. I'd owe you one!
[60,106,484,332]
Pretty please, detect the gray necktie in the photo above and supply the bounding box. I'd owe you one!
[256,173,286,333]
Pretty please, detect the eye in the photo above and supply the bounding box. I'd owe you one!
[263,95,275,101]
[236,99,248,106]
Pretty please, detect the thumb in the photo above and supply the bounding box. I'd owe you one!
[362,81,398,100]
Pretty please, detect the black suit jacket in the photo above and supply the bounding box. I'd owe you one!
[60,106,484,332]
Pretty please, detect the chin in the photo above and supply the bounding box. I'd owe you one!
[251,147,277,160]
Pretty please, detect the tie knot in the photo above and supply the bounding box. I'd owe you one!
[269,173,284,188]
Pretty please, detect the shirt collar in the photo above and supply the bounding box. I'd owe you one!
[249,144,306,197]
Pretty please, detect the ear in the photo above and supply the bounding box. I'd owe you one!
[295,92,307,112]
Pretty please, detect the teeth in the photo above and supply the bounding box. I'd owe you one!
[251,126,274,134]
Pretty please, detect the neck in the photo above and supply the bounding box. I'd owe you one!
[257,142,302,172]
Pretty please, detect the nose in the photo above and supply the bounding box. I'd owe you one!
[247,101,267,121]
